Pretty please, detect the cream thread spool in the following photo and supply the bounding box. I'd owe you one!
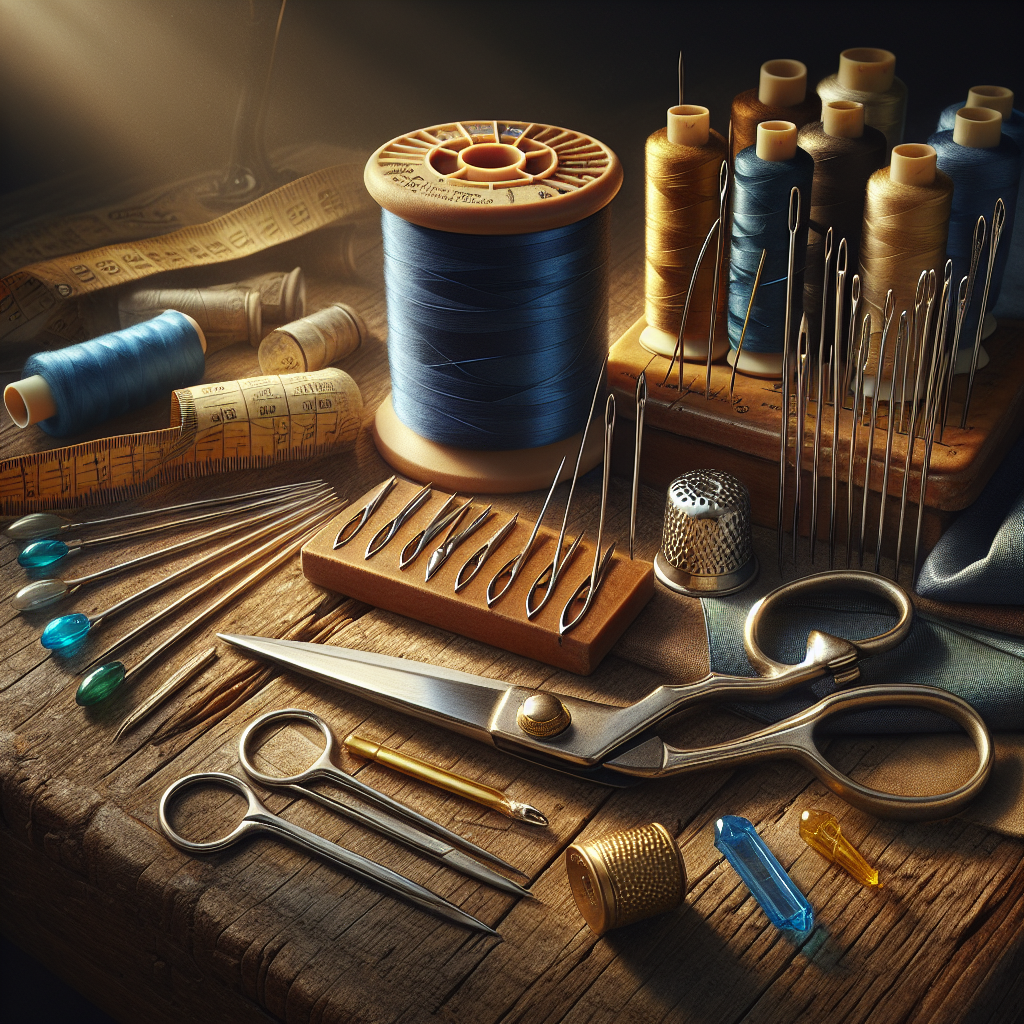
[641,104,729,360]
[566,822,686,936]
[817,48,907,157]
[214,267,306,331]
[858,144,952,394]
[118,286,261,352]
[258,302,366,374]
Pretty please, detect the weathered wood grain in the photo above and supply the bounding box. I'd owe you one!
[1,178,1021,1024]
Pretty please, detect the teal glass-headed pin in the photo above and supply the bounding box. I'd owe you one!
[714,814,813,932]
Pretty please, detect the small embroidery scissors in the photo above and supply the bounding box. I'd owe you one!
[220,571,993,821]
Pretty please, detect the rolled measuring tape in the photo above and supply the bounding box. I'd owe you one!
[363,119,622,493]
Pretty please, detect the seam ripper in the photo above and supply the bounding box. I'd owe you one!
[343,734,549,826]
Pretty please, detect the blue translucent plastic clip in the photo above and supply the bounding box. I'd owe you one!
[714,814,813,933]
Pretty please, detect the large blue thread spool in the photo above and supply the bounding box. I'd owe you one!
[937,87,1024,322]
[363,119,622,494]
[4,310,206,437]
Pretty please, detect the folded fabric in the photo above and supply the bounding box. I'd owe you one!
[703,527,1024,733]
[916,437,1024,605]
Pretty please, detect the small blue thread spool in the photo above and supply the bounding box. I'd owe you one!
[4,311,206,438]
[929,108,1021,344]
[938,87,1024,321]
[727,121,813,378]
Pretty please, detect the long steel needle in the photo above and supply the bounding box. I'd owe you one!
[860,292,895,567]
[16,484,331,570]
[875,311,907,573]
[777,186,801,576]
[76,507,339,706]
[810,228,833,564]
[895,267,940,578]
[527,357,607,618]
[12,490,322,613]
[38,496,338,650]
[828,237,848,568]
[962,198,1006,428]
[845,314,870,567]
[560,396,617,635]
[487,457,567,607]
[729,248,767,403]
[629,372,647,560]
[792,316,810,566]
[706,160,729,399]
[6,480,327,541]
[78,501,343,675]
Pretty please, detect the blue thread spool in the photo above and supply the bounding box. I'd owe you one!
[937,87,1024,322]
[363,119,622,493]
[929,109,1021,347]
[727,121,813,378]
[4,310,206,438]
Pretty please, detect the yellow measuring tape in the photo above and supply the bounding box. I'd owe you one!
[0,162,374,345]
[0,367,362,515]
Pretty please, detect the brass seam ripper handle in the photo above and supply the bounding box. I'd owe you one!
[345,734,513,818]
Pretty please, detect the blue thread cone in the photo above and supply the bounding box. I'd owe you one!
[714,815,813,933]
[18,539,70,568]
[41,613,91,651]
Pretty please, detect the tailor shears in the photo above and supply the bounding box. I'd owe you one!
[220,571,993,821]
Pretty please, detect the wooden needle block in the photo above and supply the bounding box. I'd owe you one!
[608,314,1024,551]
[302,479,656,675]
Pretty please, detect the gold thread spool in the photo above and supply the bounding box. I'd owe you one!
[642,112,728,360]
[858,146,952,386]
[258,302,366,374]
[565,822,686,936]
[730,59,821,161]
[118,286,262,353]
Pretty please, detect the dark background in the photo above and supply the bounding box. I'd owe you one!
[1,1,1022,1021]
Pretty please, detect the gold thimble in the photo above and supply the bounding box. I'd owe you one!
[565,822,686,935]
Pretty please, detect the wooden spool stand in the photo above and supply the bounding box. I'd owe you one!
[302,478,655,675]
[609,314,1024,557]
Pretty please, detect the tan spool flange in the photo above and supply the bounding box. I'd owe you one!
[373,396,604,494]
[365,120,622,491]
[365,118,622,234]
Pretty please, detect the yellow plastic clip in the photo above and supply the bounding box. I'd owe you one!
[799,809,882,888]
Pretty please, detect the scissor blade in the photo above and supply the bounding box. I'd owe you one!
[217,635,510,740]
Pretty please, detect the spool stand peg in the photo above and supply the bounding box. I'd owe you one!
[363,119,622,495]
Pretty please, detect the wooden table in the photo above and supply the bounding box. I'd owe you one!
[2,185,1022,1024]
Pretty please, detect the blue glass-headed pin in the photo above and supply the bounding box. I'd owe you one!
[714,814,813,933]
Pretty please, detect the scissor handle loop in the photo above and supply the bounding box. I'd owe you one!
[744,570,913,679]
[238,707,338,786]
[799,684,993,820]
[158,771,266,853]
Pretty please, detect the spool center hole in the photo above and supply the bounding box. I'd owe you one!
[460,143,525,171]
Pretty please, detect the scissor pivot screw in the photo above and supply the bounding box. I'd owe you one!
[517,694,571,738]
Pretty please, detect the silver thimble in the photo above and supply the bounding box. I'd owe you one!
[654,470,758,597]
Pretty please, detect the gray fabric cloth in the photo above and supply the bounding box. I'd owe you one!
[703,527,1024,733]
[916,438,1024,605]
